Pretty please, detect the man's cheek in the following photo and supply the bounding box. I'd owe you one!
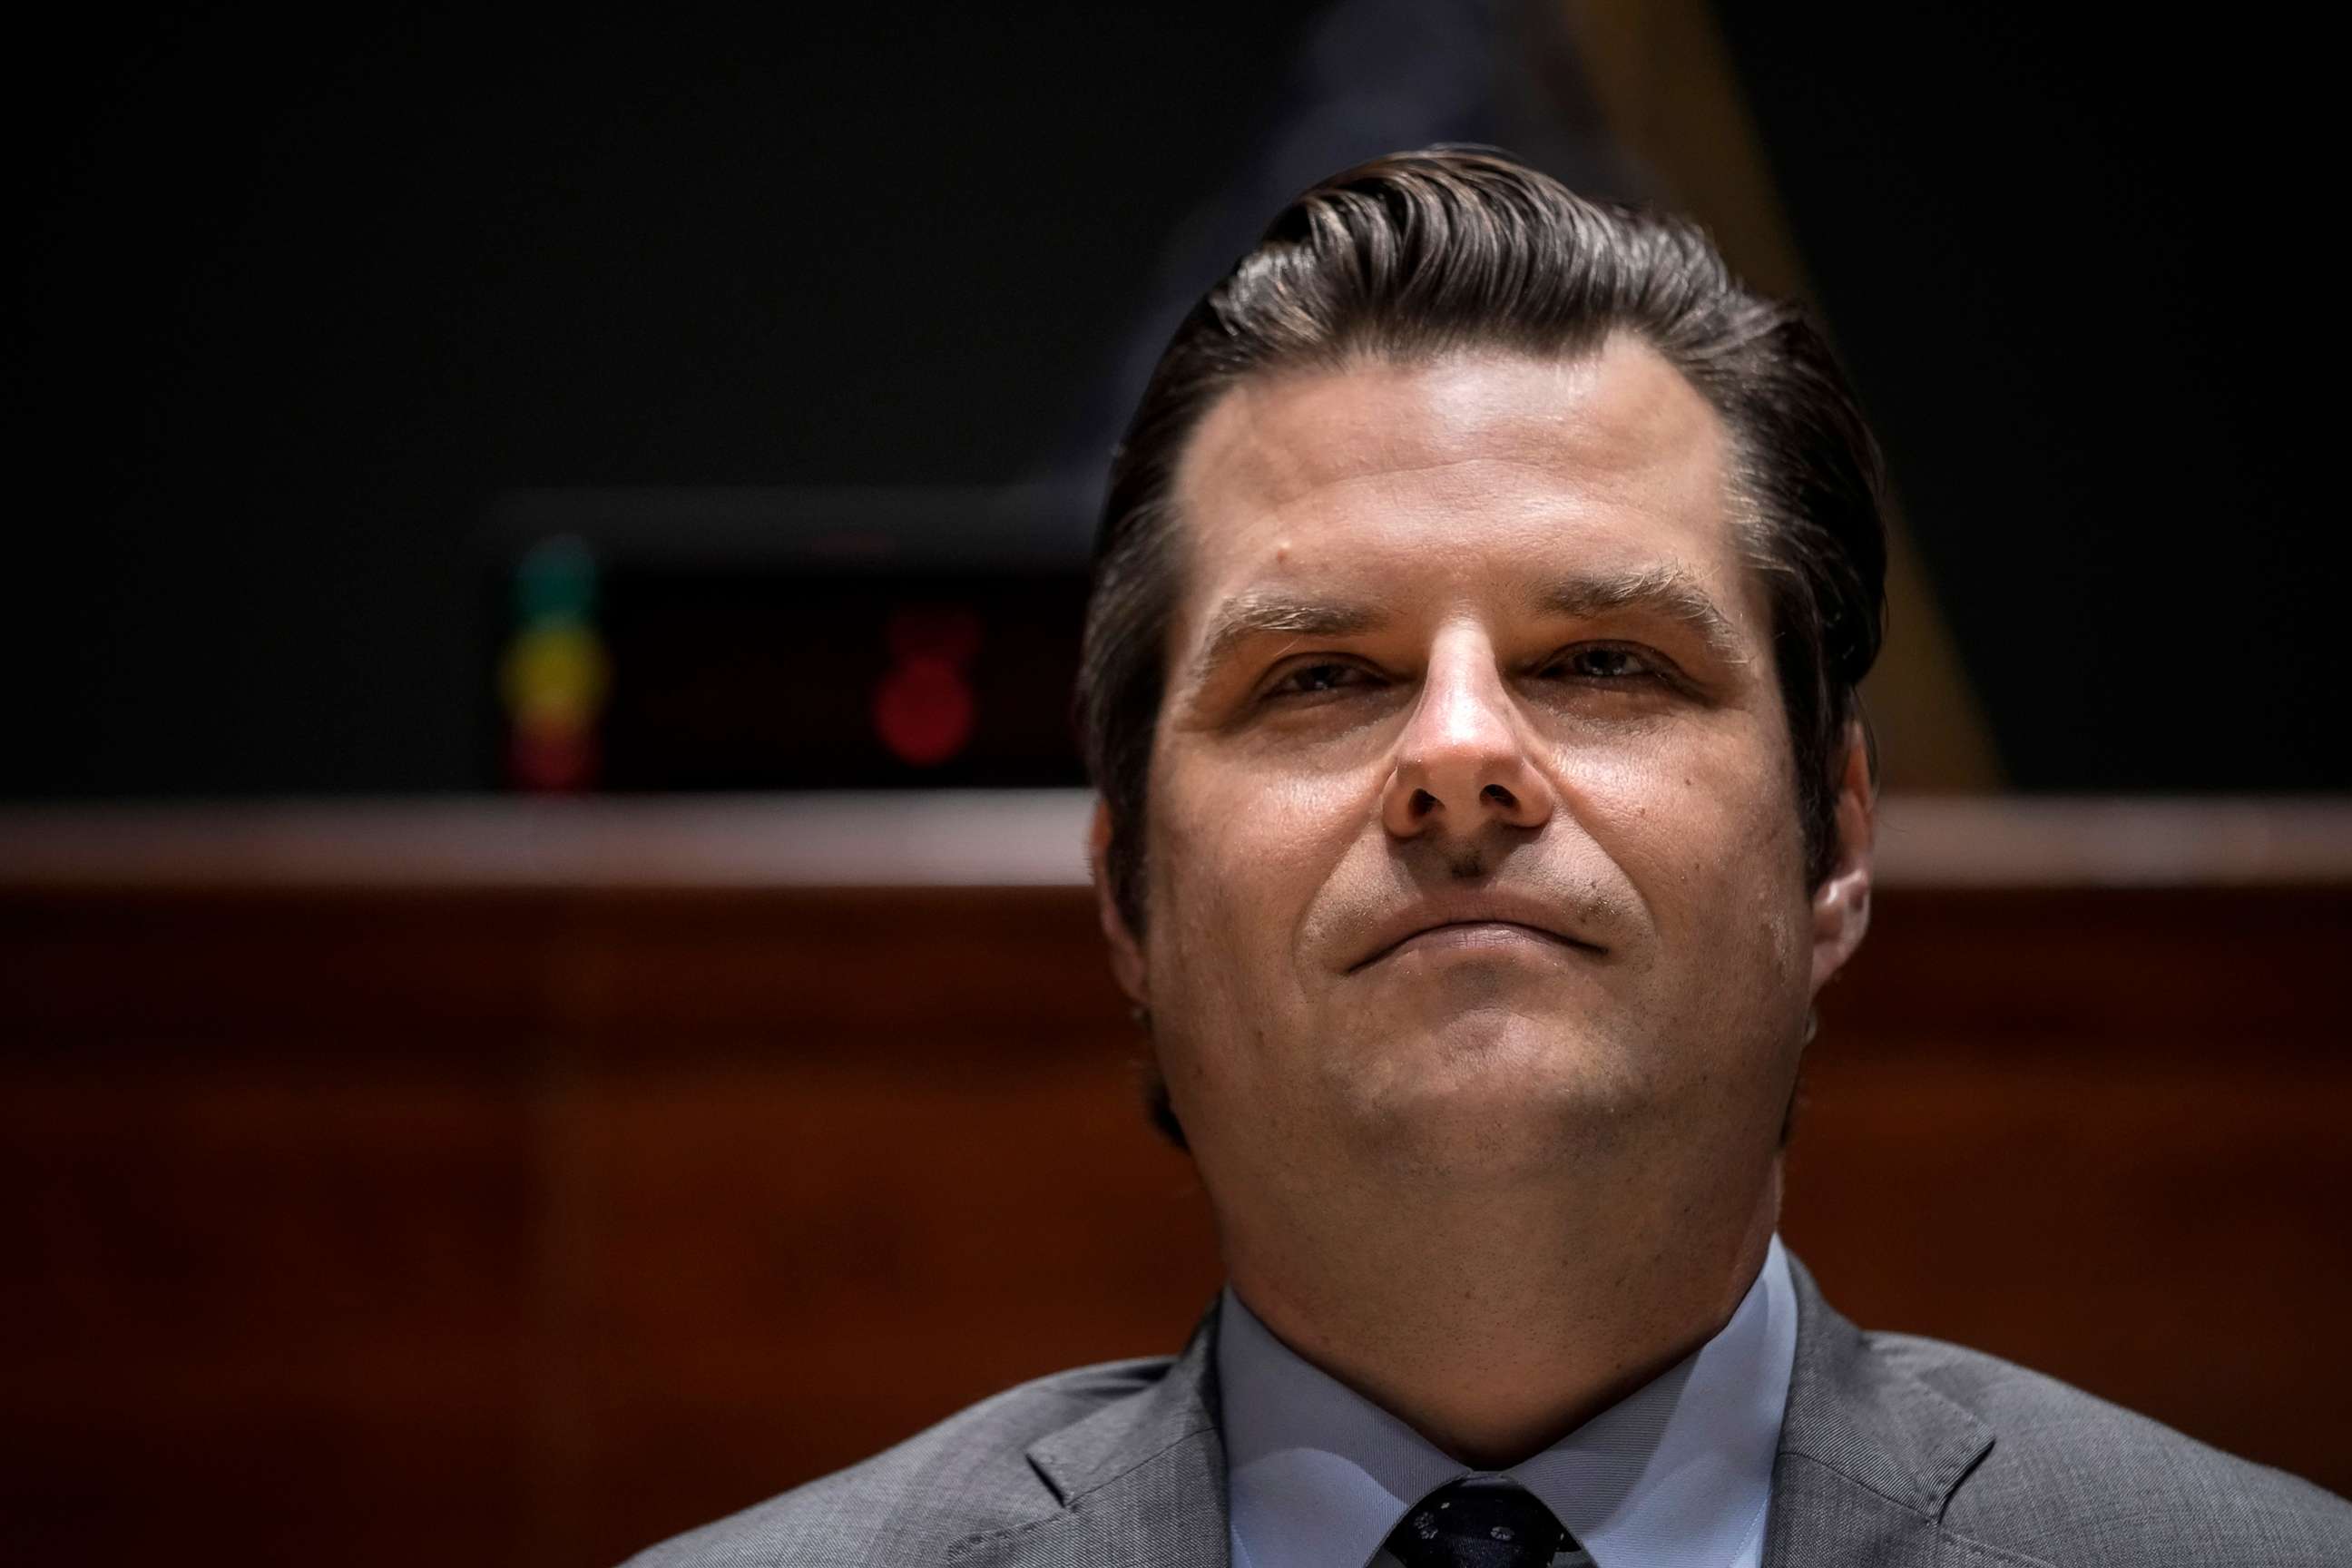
[1148,810,1259,996]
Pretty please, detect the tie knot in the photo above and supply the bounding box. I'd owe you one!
[1380,1476,1583,1568]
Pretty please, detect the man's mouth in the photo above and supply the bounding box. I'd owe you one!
[1347,905,1605,973]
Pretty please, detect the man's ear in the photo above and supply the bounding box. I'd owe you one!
[1810,720,1876,994]
[1089,799,1150,1010]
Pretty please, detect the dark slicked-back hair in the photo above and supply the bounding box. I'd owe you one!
[1077,145,1887,948]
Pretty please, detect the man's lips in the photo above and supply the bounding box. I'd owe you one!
[1366,920,1583,965]
[1345,896,1607,973]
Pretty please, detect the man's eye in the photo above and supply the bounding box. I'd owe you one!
[1266,661,1373,699]
[1548,645,1661,681]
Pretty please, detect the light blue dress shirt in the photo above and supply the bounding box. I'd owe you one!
[1216,1234,1798,1568]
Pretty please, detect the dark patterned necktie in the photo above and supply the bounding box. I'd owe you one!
[1380,1476,1585,1568]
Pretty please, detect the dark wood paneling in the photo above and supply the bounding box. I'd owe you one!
[4,868,2347,1566]
[0,1062,539,1565]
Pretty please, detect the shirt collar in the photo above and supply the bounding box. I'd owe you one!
[1215,1234,1798,1568]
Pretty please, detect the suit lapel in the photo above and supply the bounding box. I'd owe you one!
[946,1307,1230,1568]
[1763,1257,2023,1568]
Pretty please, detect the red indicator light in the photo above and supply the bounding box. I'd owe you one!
[874,657,975,767]
[874,607,982,767]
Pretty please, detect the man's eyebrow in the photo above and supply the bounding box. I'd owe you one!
[1183,565,1747,688]
[1185,592,1387,688]
[1537,564,1748,664]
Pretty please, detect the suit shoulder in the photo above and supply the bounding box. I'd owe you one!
[1870,1330,2352,1566]
[619,1355,1176,1568]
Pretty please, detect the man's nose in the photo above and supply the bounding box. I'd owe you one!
[1379,633,1557,840]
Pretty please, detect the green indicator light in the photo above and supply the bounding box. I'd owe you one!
[514,535,598,624]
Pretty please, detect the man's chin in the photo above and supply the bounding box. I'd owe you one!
[1322,1026,1650,1167]
[1337,994,1631,1075]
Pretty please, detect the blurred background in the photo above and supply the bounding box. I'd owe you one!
[4,3,2347,1563]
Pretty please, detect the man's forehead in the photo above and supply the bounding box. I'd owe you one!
[1161,338,1759,642]
[1172,339,1729,525]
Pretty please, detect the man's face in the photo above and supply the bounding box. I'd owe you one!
[1095,338,1869,1208]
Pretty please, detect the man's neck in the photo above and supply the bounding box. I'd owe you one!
[1217,1160,1781,1469]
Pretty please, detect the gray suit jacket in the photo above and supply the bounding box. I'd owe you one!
[628,1257,2351,1566]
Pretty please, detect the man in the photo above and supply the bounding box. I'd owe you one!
[631,150,2350,1566]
